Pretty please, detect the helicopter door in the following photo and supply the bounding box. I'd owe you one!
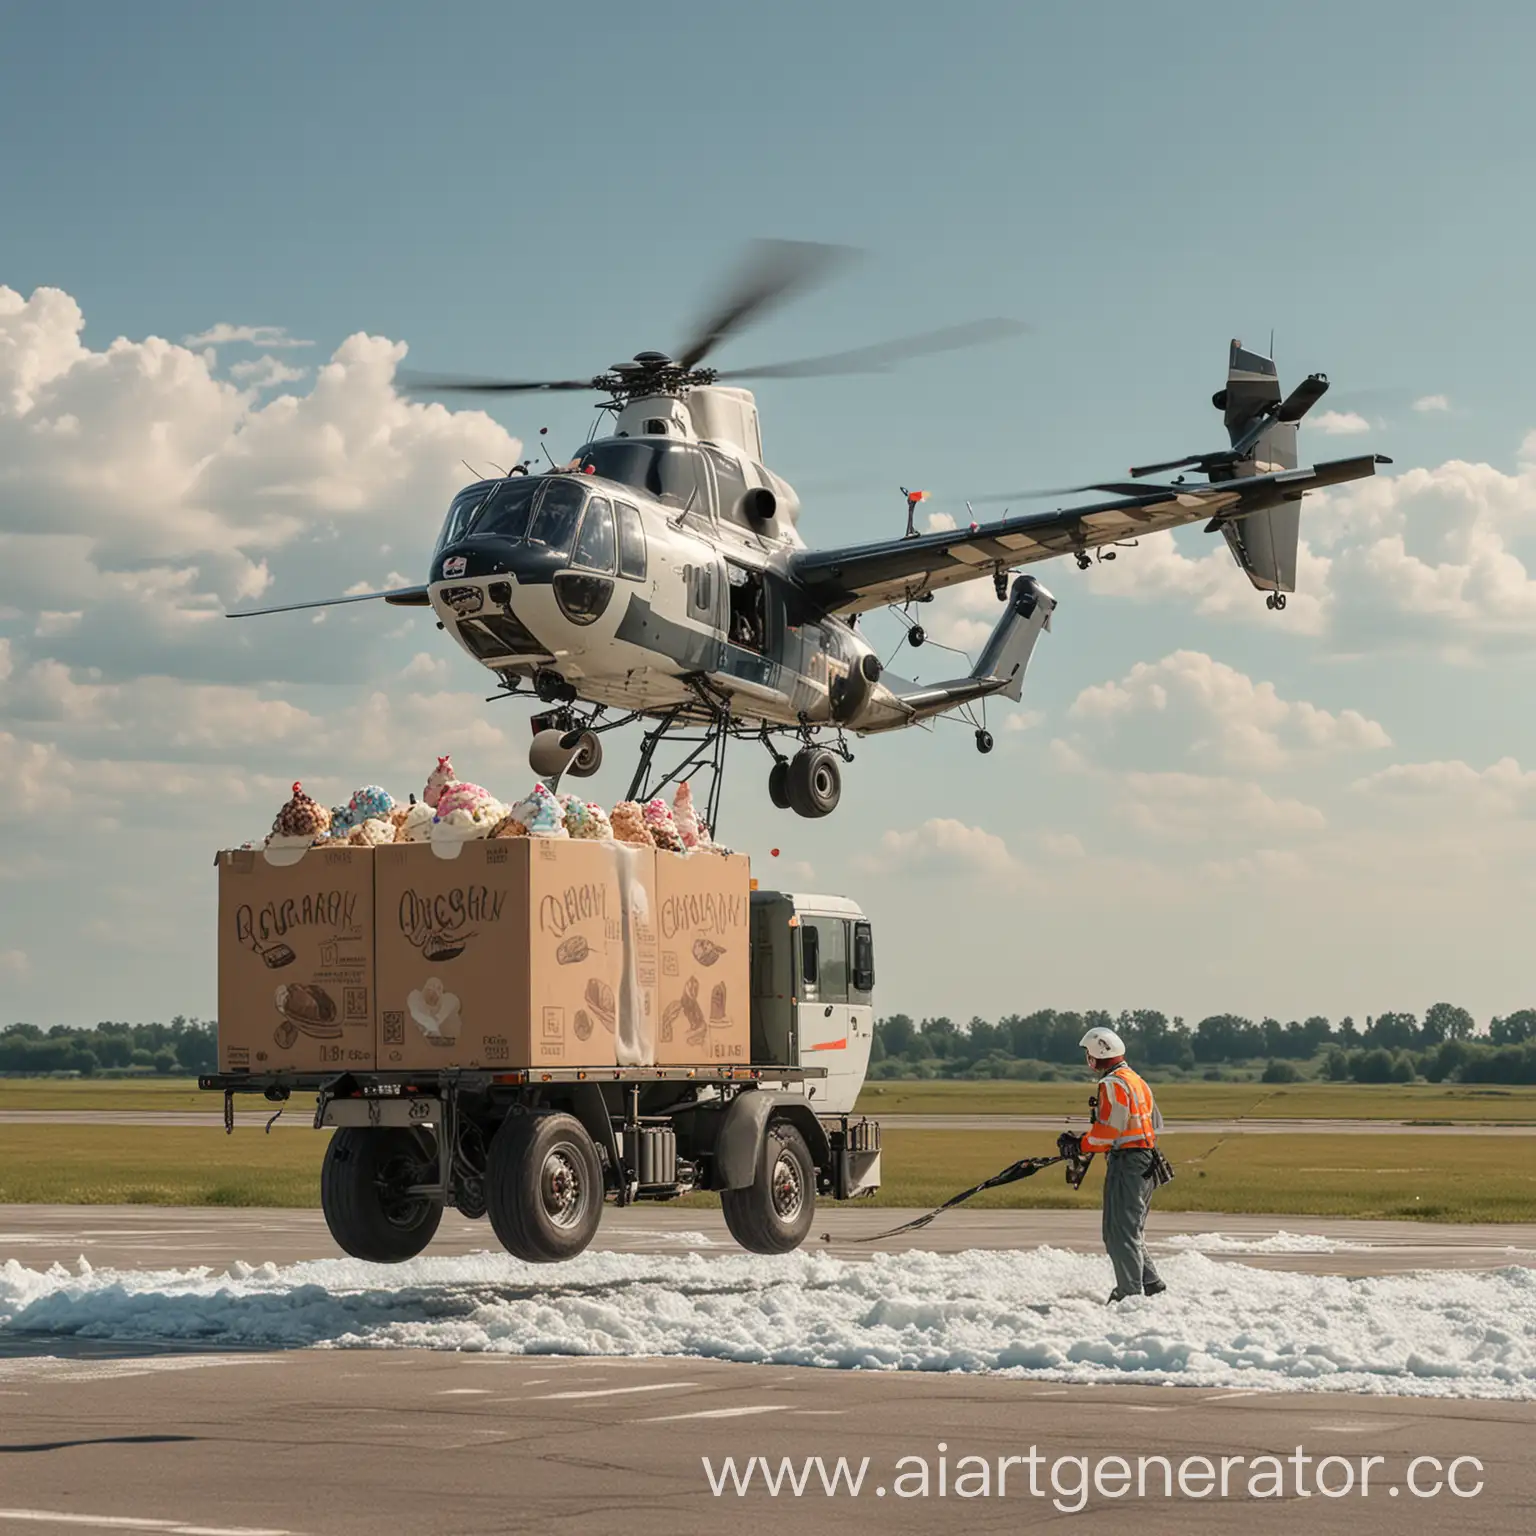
[683,555,727,665]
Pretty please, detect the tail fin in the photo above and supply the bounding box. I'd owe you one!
[885,575,1055,721]
[972,575,1055,702]
[1215,340,1300,594]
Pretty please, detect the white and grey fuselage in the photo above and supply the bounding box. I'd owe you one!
[428,392,1053,735]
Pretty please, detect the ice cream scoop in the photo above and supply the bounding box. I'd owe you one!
[643,797,686,853]
[347,784,395,823]
[265,782,331,864]
[430,796,509,858]
[348,817,395,846]
[672,780,701,850]
[610,800,653,846]
[423,755,456,809]
[434,781,494,819]
[396,801,436,843]
[511,782,569,838]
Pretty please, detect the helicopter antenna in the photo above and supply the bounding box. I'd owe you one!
[536,427,557,470]
[460,459,482,479]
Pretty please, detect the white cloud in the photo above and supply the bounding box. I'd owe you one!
[1037,830,1084,859]
[1351,756,1536,816]
[1068,651,1390,772]
[1413,394,1451,413]
[860,817,1019,881]
[0,283,521,688]
[0,948,28,978]
[182,323,314,349]
[923,510,957,533]
[230,355,308,389]
[1313,410,1372,436]
[1114,771,1327,840]
[1003,709,1044,732]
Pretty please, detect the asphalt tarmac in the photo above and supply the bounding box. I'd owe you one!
[3,1206,1534,1535]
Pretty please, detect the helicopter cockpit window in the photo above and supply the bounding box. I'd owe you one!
[703,445,749,522]
[571,497,617,573]
[578,440,702,512]
[616,502,647,580]
[438,484,492,551]
[527,477,586,555]
[466,477,539,541]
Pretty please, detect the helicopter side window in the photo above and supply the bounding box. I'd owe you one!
[616,502,647,580]
[527,478,586,555]
[571,497,617,574]
[703,445,749,522]
[467,477,539,541]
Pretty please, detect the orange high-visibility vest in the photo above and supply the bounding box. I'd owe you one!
[1080,1064,1160,1154]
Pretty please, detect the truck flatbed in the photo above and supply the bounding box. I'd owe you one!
[200,1063,827,1096]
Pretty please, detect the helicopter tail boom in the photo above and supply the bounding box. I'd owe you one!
[884,575,1056,722]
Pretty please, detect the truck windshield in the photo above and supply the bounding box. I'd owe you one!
[467,477,540,541]
[578,439,702,511]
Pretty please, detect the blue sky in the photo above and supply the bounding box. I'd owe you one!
[4,1,1536,1027]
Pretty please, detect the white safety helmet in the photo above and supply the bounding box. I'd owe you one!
[1080,1026,1126,1061]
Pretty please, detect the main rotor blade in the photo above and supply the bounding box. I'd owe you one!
[675,238,858,371]
[718,318,1031,380]
[399,372,599,395]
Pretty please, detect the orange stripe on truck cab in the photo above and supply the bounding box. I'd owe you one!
[807,1038,848,1051]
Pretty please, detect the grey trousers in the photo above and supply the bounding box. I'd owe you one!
[1102,1148,1163,1296]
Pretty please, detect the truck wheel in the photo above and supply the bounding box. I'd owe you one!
[487,1113,603,1262]
[321,1126,443,1263]
[720,1121,817,1254]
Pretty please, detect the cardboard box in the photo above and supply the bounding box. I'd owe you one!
[216,845,376,1074]
[653,850,751,1065]
[373,838,659,1070]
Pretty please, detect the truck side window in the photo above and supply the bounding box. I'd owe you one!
[852,921,875,995]
[800,925,819,989]
[802,917,848,1002]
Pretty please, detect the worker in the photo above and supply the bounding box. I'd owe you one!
[1059,1026,1172,1302]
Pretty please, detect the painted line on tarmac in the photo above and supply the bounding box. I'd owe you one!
[0,1511,298,1536]
[531,1381,697,1401]
[639,1404,791,1422]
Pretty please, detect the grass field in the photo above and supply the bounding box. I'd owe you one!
[6,1077,1536,1122]
[1,1124,1530,1222]
[856,1079,1536,1122]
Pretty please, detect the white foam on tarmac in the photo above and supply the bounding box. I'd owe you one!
[1,1248,1533,1400]
[1158,1230,1372,1254]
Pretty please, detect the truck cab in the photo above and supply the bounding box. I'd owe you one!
[750,891,876,1115]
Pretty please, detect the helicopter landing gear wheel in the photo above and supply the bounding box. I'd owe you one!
[528,730,574,778]
[787,748,841,819]
[907,625,926,648]
[767,759,791,810]
[1265,592,1288,611]
[563,730,602,778]
[975,729,994,754]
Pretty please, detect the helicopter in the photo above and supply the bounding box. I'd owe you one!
[231,243,1388,827]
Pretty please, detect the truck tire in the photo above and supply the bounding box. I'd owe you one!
[720,1120,816,1254]
[320,1126,443,1263]
[487,1112,603,1263]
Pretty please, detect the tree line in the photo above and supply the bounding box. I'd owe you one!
[1,1018,216,1076]
[5,1007,1536,1085]
[870,1007,1536,1084]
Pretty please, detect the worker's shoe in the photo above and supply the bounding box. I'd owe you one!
[1144,1280,1168,1297]
[1107,1289,1131,1303]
